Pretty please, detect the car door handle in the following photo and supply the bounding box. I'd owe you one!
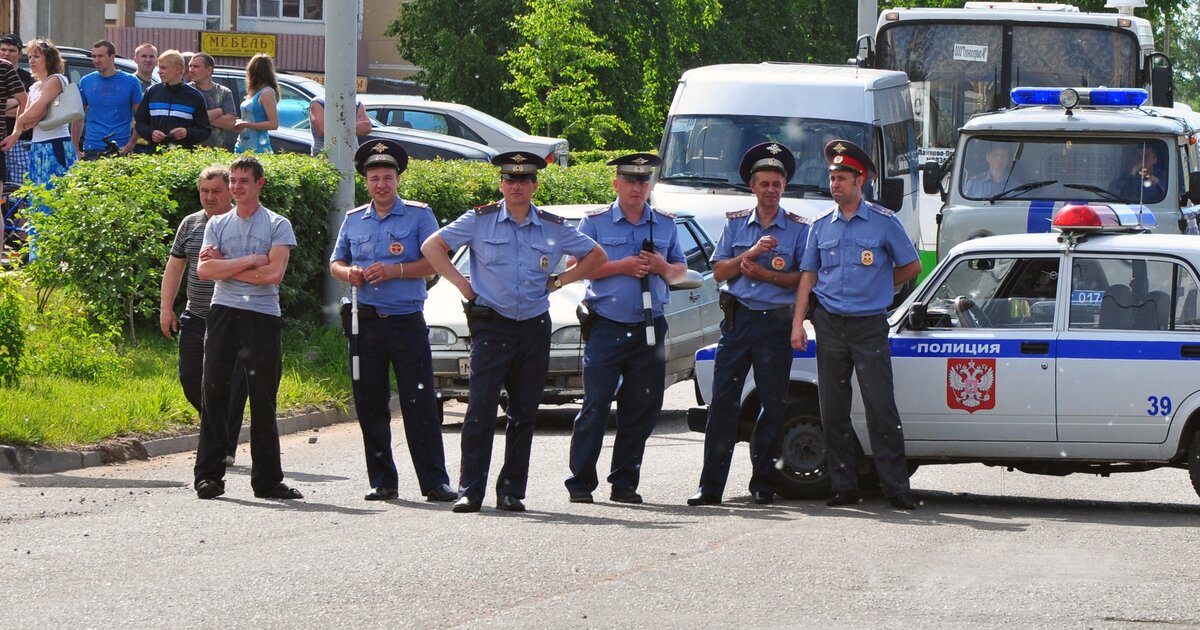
[1181,345,1200,358]
[689,292,701,302]
[1020,341,1050,355]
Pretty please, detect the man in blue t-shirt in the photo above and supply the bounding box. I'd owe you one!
[72,39,142,160]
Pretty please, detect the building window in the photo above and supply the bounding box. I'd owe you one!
[137,0,205,14]
[238,0,322,20]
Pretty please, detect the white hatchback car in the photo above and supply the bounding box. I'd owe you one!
[357,95,569,167]
[690,204,1200,501]
[426,205,722,414]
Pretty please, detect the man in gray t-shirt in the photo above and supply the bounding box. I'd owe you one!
[192,155,301,501]
[187,53,237,150]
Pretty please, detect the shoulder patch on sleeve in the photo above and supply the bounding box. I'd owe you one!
[585,205,609,217]
[475,203,501,216]
[537,208,565,225]
[784,211,809,224]
[402,199,430,209]
[726,208,753,219]
[867,201,895,217]
[347,203,370,215]
[652,207,677,220]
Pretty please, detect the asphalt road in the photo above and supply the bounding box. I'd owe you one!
[3,381,1200,629]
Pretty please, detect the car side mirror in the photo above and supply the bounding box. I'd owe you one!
[907,302,929,330]
[1188,171,1200,205]
[670,269,704,291]
[922,160,943,197]
[879,176,904,212]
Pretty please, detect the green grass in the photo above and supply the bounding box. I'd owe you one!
[0,285,351,448]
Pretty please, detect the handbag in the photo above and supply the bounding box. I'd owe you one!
[36,76,84,131]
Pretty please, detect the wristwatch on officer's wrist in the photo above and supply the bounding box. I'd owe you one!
[551,274,562,289]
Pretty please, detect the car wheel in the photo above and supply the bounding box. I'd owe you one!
[772,413,832,499]
[1189,432,1200,500]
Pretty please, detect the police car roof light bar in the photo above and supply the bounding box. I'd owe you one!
[1052,203,1156,234]
[1010,87,1148,108]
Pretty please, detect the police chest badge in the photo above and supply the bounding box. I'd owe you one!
[539,255,550,270]
[771,255,786,270]
[860,249,874,266]
[390,242,404,256]
[947,358,996,413]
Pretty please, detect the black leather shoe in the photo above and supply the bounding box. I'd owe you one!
[452,496,481,513]
[686,492,721,506]
[826,491,861,507]
[254,483,303,500]
[568,491,594,504]
[496,495,526,512]
[610,488,643,504]
[752,491,774,505]
[195,479,224,500]
[365,487,399,501]
[425,484,457,502]
[889,493,917,510]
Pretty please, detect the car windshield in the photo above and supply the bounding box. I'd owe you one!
[958,136,1172,204]
[461,107,531,139]
[659,115,872,191]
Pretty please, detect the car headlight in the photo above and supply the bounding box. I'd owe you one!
[550,325,582,348]
[428,326,458,346]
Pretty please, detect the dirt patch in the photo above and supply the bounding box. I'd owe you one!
[88,438,150,465]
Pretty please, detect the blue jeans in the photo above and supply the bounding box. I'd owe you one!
[566,316,667,494]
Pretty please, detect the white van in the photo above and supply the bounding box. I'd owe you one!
[653,63,921,251]
[930,87,1200,258]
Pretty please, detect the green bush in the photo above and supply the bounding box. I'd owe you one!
[569,149,638,166]
[0,275,23,386]
[22,307,128,381]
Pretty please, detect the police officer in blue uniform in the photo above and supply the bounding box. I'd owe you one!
[421,151,607,513]
[330,139,457,502]
[688,142,810,507]
[566,153,688,505]
[791,139,921,510]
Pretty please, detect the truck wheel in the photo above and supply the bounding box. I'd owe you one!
[1189,432,1200,500]
[773,413,832,499]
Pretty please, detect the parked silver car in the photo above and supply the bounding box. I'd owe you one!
[426,204,722,413]
[357,95,569,167]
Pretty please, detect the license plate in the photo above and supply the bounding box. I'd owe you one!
[457,357,471,376]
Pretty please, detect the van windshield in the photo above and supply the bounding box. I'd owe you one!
[958,136,1171,205]
[659,115,871,191]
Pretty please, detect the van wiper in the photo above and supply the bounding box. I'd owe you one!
[986,179,1056,203]
[786,183,830,197]
[1062,183,1126,203]
[659,175,740,189]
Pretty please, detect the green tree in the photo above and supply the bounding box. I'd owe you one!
[1168,0,1200,107]
[503,0,628,149]
[385,0,524,123]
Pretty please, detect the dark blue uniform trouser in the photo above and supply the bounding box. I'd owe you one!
[193,305,284,494]
[566,315,667,494]
[811,306,910,498]
[178,310,248,457]
[348,312,450,493]
[457,313,550,502]
[698,305,792,497]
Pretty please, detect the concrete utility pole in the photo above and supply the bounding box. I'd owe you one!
[858,0,878,40]
[323,0,358,324]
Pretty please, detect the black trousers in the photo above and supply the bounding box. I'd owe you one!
[457,313,550,502]
[178,310,248,457]
[811,306,910,497]
[193,304,284,493]
[348,312,450,493]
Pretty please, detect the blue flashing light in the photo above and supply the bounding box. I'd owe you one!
[1011,87,1061,106]
[1088,88,1149,107]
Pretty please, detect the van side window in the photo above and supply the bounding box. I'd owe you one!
[882,120,914,177]
[1069,257,1177,331]
[677,220,713,274]
[925,256,1057,329]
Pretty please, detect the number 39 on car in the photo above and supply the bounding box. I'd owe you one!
[690,203,1200,501]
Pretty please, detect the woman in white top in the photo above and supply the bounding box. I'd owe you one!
[1,38,77,194]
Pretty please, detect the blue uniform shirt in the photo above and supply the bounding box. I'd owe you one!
[436,201,598,321]
[711,207,809,310]
[800,199,919,317]
[578,202,687,323]
[330,197,439,315]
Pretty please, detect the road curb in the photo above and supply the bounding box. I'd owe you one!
[0,402,364,475]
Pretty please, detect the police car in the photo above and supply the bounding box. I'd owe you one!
[926,87,1200,260]
[690,204,1200,501]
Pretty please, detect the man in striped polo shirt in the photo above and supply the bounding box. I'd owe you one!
[160,165,248,466]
